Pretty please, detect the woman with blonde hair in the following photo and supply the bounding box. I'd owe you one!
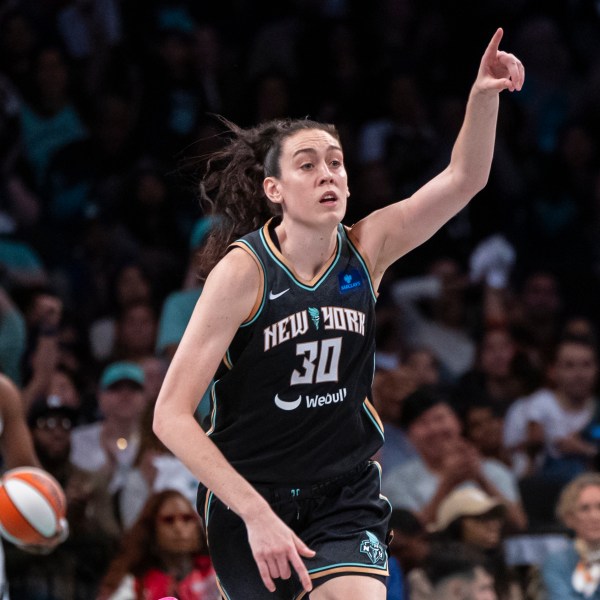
[541,472,600,599]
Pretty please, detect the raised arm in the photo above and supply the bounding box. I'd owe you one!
[353,28,525,287]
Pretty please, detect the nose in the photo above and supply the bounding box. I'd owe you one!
[319,163,334,184]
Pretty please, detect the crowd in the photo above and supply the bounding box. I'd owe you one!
[1,0,600,598]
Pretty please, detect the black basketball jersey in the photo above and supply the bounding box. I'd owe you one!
[205,218,384,485]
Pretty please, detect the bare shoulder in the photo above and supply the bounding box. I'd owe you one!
[192,246,262,326]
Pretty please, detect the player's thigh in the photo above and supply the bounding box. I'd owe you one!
[309,575,387,599]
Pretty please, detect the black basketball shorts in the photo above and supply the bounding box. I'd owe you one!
[197,460,392,600]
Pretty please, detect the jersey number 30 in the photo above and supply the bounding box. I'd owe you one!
[290,337,342,385]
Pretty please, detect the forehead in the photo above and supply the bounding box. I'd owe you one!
[158,495,191,515]
[577,485,600,503]
[281,129,341,157]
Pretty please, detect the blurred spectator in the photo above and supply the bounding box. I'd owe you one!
[96,489,218,600]
[107,300,158,365]
[503,335,599,483]
[404,346,442,388]
[381,386,526,532]
[19,44,88,189]
[118,402,198,530]
[418,541,498,600]
[541,473,600,600]
[371,365,418,474]
[42,91,140,270]
[507,269,565,370]
[390,257,477,383]
[70,361,146,498]
[429,487,524,599]
[452,325,541,420]
[88,260,156,362]
[462,399,511,468]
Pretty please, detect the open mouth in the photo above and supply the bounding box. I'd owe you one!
[320,192,338,203]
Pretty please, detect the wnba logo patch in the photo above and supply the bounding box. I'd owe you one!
[359,531,385,564]
[338,269,362,293]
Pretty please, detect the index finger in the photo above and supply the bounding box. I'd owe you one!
[482,27,504,61]
[289,552,313,592]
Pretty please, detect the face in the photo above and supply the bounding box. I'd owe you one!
[479,329,516,378]
[32,414,72,461]
[552,342,597,401]
[155,495,201,554]
[566,485,600,545]
[468,567,497,600]
[461,513,504,549]
[405,349,440,386]
[465,407,503,456]
[408,403,462,461]
[264,129,348,228]
[100,381,147,421]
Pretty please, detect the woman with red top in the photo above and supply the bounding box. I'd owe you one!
[97,489,218,600]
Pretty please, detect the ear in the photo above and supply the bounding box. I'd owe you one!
[264,177,283,204]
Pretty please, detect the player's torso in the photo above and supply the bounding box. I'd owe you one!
[207,220,383,484]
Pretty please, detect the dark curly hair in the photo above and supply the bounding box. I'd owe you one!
[196,116,340,277]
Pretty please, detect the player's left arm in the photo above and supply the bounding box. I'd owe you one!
[352,28,524,287]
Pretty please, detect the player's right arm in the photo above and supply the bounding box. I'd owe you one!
[0,373,40,469]
[153,248,315,593]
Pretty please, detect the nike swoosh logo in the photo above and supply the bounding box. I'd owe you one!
[269,289,290,300]
[274,394,302,411]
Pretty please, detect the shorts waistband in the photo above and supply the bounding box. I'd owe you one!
[255,460,371,503]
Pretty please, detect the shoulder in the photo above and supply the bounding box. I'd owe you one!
[542,543,577,572]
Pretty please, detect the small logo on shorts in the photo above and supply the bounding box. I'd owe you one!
[360,531,385,564]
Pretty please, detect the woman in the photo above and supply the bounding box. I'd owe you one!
[96,489,218,600]
[541,473,600,599]
[153,28,524,599]
[428,487,523,600]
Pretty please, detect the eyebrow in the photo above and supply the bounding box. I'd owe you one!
[292,144,342,158]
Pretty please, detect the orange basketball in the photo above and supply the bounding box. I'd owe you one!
[0,466,67,546]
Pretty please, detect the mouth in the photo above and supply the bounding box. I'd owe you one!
[319,192,338,204]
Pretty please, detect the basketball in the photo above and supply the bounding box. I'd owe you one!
[0,466,67,547]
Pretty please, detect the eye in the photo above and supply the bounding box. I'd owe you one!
[330,159,342,168]
[300,162,314,170]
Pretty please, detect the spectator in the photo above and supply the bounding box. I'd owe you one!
[371,365,418,474]
[69,361,147,499]
[452,325,541,419]
[381,386,526,532]
[429,487,524,599]
[420,541,498,600]
[541,472,600,600]
[96,489,219,600]
[503,335,599,483]
[390,257,477,383]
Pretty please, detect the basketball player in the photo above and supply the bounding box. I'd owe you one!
[153,28,524,599]
[0,374,67,599]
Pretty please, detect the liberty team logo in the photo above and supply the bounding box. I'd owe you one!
[308,307,320,329]
[360,531,385,564]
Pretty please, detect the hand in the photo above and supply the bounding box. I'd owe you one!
[476,28,525,94]
[469,234,516,288]
[245,507,315,593]
[15,517,69,555]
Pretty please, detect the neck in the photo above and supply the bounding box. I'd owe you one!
[161,553,194,579]
[275,220,338,280]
